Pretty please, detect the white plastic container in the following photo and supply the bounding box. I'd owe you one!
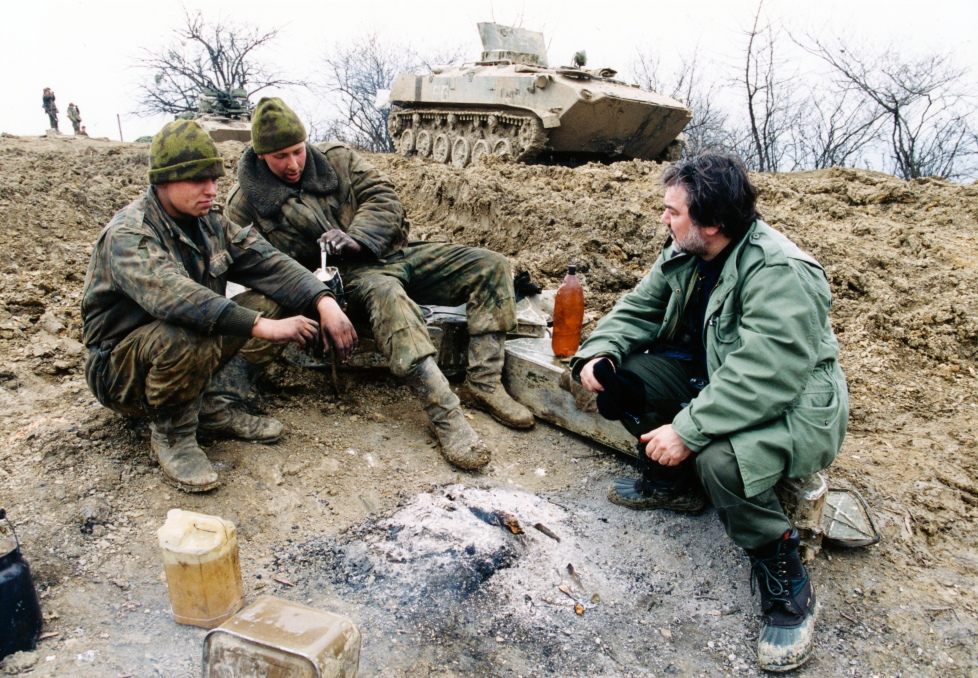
[157,509,244,629]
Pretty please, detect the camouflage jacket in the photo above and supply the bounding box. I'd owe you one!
[67,104,81,122]
[82,186,329,348]
[226,143,409,271]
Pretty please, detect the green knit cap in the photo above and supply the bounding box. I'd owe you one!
[148,120,225,185]
[251,97,306,155]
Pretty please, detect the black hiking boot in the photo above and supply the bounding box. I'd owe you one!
[748,529,818,672]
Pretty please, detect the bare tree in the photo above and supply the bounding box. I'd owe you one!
[803,36,977,179]
[786,79,882,170]
[736,5,800,172]
[630,49,735,155]
[133,9,304,117]
[318,34,464,152]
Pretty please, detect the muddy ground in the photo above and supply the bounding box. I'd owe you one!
[0,133,976,677]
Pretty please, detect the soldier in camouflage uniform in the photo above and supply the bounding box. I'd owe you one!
[82,119,356,492]
[42,88,58,131]
[226,98,534,471]
[67,103,82,134]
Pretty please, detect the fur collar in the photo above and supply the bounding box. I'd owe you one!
[237,143,339,218]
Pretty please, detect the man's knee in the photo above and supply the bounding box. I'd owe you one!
[137,323,222,408]
[695,439,742,503]
[231,290,287,319]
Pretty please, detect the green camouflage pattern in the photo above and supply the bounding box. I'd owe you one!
[227,143,517,376]
[67,103,81,134]
[251,97,306,155]
[82,187,326,412]
[228,143,407,267]
[148,120,225,185]
[42,90,58,130]
[84,293,283,416]
[82,185,328,348]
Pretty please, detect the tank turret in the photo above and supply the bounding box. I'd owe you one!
[193,87,253,143]
[388,23,692,166]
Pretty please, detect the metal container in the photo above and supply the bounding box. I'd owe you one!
[502,337,636,454]
[0,508,43,659]
[158,509,244,629]
[203,596,361,678]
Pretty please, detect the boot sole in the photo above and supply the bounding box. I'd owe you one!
[197,428,283,445]
[160,471,220,493]
[757,603,819,672]
[458,384,535,430]
[607,490,706,514]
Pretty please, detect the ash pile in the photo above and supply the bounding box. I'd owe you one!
[279,485,762,676]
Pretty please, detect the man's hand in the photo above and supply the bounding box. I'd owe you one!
[580,357,612,393]
[252,315,319,346]
[639,424,693,467]
[318,229,362,256]
[317,295,357,362]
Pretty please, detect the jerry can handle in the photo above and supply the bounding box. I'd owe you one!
[0,507,22,549]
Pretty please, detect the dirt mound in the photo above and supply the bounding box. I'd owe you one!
[0,134,976,676]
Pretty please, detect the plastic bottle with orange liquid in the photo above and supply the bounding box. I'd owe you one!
[552,264,584,357]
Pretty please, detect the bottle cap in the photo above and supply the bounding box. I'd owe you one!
[567,265,577,275]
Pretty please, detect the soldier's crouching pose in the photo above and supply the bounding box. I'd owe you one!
[226,97,534,471]
[572,154,848,672]
[81,120,355,492]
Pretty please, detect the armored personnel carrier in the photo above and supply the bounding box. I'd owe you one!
[387,23,692,167]
[194,87,252,143]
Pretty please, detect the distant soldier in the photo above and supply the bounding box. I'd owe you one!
[79,126,89,137]
[67,103,82,134]
[42,88,58,131]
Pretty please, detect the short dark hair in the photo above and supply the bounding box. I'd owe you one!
[660,153,760,240]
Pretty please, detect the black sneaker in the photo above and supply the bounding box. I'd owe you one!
[748,529,818,672]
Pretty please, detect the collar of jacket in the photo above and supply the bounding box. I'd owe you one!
[237,143,339,219]
[660,220,761,316]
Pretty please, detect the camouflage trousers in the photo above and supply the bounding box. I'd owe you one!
[84,292,285,417]
[341,242,517,377]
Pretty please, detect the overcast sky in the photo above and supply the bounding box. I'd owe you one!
[3,0,976,142]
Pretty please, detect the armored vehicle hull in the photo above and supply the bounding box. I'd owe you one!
[388,23,691,166]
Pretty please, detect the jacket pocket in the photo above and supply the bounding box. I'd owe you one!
[712,312,741,345]
[209,250,232,278]
[785,368,847,476]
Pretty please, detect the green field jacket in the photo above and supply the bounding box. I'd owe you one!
[226,142,409,272]
[572,220,848,496]
[82,187,328,348]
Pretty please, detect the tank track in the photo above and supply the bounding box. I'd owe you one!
[388,109,547,167]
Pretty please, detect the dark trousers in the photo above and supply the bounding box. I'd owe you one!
[621,353,792,550]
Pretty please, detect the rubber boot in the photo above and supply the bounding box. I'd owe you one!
[607,443,705,513]
[407,356,492,470]
[149,396,219,493]
[198,355,283,443]
[748,529,818,672]
[458,332,534,429]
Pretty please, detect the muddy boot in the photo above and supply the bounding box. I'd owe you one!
[748,529,818,672]
[407,356,492,470]
[149,397,219,493]
[608,447,705,513]
[198,355,283,443]
[458,332,534,429]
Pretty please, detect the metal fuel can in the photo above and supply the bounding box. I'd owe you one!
[203,596,361,678]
